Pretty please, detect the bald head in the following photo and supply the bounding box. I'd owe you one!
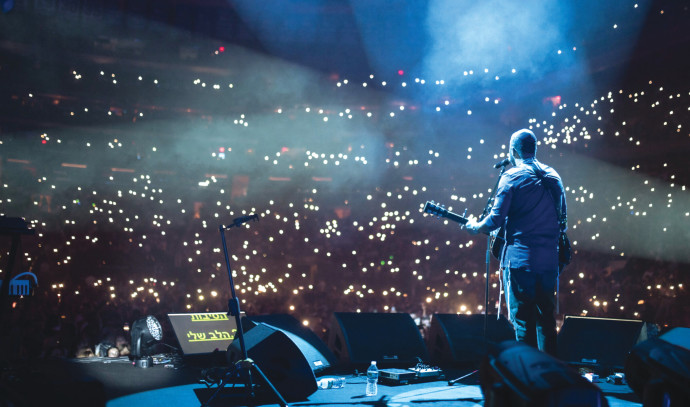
[510,129,537,159]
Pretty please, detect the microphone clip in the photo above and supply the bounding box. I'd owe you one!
[220,214,259,230]
[494,158,511,169]
[233,214,259,227]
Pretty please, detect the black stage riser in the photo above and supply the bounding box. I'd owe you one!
[480,341,610,407]
[625,327,690,407]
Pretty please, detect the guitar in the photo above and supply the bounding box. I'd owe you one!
[423,201,505,260]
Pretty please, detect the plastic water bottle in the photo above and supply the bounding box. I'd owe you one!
[365,361,378,396]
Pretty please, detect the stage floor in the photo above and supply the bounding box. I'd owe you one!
[87,357,642,407]
[2,356,643,407]
[106,376,641,407]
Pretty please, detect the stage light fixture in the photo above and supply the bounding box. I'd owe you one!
[130,315,163,368]
[625,328,690,406]
[2,0,14,14]
[480,341,609,407]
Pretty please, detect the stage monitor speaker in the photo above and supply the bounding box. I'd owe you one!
[244,313,337,374]
[625,327,690,406]
[557,315,650,372]
[480,340,609,407]
[427,314,515,366]
[227,323,317,402]
[327,312,428,367]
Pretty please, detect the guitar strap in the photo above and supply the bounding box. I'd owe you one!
[497,266,503,320]
[529,161,566,313]
[529,162,566,230]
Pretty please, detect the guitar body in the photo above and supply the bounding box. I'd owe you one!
[490,226,505,261]
[424,200,568,267]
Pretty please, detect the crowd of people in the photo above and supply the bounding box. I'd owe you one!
[0,1,688,362]
[2,79,688,360]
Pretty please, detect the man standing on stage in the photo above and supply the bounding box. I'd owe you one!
[464,129,566,355]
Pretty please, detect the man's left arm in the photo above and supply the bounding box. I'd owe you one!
[557,176,567,232]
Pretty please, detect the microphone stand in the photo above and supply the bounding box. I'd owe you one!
[201,214,289,407]
[479,166,507,340]
[448,164,506,386]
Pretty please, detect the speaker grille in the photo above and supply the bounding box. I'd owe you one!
[557,316,645,371]
[428,314,514,366]
[328,312,428,366]
[227,323,317,401]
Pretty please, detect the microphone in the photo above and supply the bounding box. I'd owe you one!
[233,214,259,226]
[493,158,511,168]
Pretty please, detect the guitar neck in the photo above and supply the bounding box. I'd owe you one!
[423,201,468,225]
[444,211,468,225]
[424,201,499,243]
